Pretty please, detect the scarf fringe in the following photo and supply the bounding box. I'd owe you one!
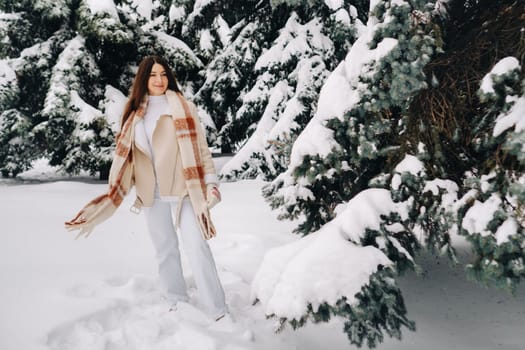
[65,194,120,239]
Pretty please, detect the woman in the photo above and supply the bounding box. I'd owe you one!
[65,55,228,321]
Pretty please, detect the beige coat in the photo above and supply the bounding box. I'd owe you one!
[65,90,218,239]
[131,91,217,209]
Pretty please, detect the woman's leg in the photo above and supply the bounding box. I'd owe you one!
[143,200,188,305]
[178,199,227,318]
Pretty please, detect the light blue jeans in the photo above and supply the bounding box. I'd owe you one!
[143,198,227,318]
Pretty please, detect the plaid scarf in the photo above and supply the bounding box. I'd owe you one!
[65,91,216,240]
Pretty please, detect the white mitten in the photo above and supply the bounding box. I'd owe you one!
[206,184,221,209]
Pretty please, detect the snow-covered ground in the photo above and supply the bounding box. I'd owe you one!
[1,158,524,350]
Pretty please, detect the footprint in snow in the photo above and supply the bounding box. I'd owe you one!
[47,276,256,350]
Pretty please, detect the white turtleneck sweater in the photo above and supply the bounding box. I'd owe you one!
[143,94,170,162]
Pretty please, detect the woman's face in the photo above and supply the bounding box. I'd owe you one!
[147,63,168,96]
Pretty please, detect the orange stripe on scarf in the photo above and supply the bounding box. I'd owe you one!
[115,142,130,158]
[174,117,196,131]
[183,166,205,181]
[178,99,206,194]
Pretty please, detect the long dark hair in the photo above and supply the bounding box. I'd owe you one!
[119,55,181,131]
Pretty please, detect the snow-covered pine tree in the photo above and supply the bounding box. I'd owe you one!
[0,59,32,177]
[17,0,135,177]
[385,149,459,264]
[0,9,31,58]
[160,0,193,38]
[220,0,360,181]
[0,59,18,110]
[253,0,442,347]
[77,0,137,90]
[169,0,233,62]
[0,0,74,176]
[253,156,426,348]
[36,34,112,176]
[393,0,525,291]
[255,1,525,347]
[264,0,440,235]
[459,57,525,292]
[193,0,294,152]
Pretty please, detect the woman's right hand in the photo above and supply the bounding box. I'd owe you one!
[206,184,221,209]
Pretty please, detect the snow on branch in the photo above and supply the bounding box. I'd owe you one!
[480,56,520,95]
[102,85,127,134]
[84,0,119,18]
[42,36,86,117]
[220,80,291,179]
[0,60,18,106]
[153,31,204,68]
[252,188,411,326]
